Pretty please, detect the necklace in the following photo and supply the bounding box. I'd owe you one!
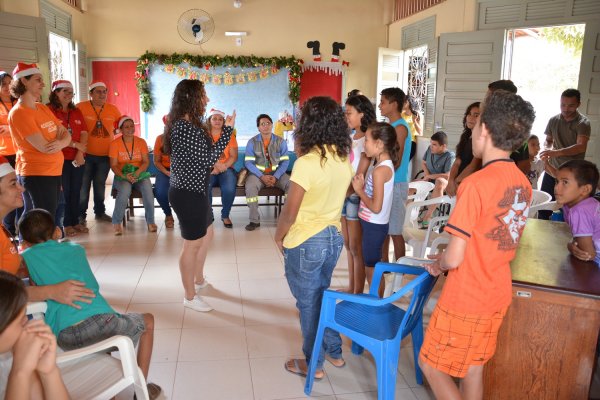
[122,136,135,160]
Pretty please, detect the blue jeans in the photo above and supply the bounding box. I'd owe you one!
[154,169,172,217]
[208,168,237,219]
[56,161,84,227]
[284,226,344,369]
[79,155,111,218]
[112,178,155,225]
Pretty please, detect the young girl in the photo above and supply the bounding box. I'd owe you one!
[0,271,69,400]
[275,96,352,380]
[342,95,375,294]
[352,122,399,291]
[526,134,544,190]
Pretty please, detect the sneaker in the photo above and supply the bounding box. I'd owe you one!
[95,213,112,222]
[147,382,162,400]
[245,222,260,231]
[183,295,213,312]
[194,278,209,292]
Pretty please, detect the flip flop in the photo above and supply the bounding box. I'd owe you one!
[284,358,323,380]
[325,355,346,368]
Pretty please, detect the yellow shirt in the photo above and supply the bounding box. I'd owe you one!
[283,147,352,249]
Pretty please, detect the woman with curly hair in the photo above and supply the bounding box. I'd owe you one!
[446,101,480,196]
[341,95,375,294]
[274,96,352,380]
[163,79,235,313]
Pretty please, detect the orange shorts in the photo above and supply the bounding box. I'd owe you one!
[419,304,507,378]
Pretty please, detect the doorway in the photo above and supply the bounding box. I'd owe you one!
[504,24,585,136]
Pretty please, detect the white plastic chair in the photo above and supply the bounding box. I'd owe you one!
[528,200,558,218]
[531,189,552,207]
[26,302,149,400]
[403,195,456,258]
[408,181,435,202]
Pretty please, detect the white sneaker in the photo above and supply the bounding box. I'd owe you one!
[183,295,213,312]
[194,278,209,292]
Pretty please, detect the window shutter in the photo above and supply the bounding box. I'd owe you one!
[402,16,436,49]
[40,0,71,38]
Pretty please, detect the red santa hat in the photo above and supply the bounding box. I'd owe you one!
[207,108,225,118]
[88,81,106,91]
[162,115,168,125]
[12,62,41,80]
[114,115,134,133]
[51,79,73,92]
[0,156,15,178]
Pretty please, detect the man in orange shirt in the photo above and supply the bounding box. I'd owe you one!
[76,81,121,224]
[418,90,535,399]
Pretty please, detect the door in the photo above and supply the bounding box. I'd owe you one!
[74,41,88,104]
[578,23,600,167]
[0,12,49,98]
[434,30,505,147]
[376,47,405,120]
[91,60,140,135]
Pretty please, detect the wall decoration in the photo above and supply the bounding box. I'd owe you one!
[135,51,303,113]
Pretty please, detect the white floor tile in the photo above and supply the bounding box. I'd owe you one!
[178,326,248,361]
[242,298,299,326]
[245,324,303,358]
[127,303,185,329]
[239,278,293,301]
[173,360,254,400]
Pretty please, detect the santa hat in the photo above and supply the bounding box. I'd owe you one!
[88,81,106,91]
[0,71,10,79]
[0,156,15,178]
[162,115,168,125]
[12,62,41,80]
[114,115,134,133]
[51,80,73,92]
[207,108,225,118]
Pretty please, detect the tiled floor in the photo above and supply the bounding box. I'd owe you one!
[74,195,437,400]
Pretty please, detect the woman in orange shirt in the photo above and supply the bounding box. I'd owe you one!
[109,116,156,235]
[0,71,21,236]
[7,63,70,220]
[0,157,23,275]
[207,108,238,228]
[153,115,174,229]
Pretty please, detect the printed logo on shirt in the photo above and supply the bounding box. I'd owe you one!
[41,121,57,132]
[486,186,530,250]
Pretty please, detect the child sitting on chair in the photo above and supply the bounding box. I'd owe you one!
[552,160,600,264]
[19,209,162,399]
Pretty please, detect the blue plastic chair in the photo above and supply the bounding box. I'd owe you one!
[304,262,438,400]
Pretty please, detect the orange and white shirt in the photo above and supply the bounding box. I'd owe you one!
[439,159,532,315]
[0,228,20,275]
[0,99,16,156]
[109,136,148,173]
[77,101,121,156]
[8,103,64,176]
[212,129,238,165]
[153,134,170,169]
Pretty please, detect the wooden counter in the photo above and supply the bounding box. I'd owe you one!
[483,219,600,399]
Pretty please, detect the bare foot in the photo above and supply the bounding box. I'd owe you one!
[284,358,324,380]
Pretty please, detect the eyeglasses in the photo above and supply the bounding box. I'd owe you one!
[259,121,272,126]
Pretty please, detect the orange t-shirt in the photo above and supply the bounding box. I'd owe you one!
[439,159,532,315]
[0,229,20,274]
[0,99,16,155]
[262,135,272,174]
[153,134,170,169]
[8,103,64,176]
[76,101,121,156]
[212,129,238,165]
[109,136,149,173]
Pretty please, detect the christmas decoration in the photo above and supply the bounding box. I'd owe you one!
[307,41,321,61]
[135,52,303,112]
[331,42,346,62]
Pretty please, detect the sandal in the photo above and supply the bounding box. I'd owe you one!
[284,358,324,380]
[74,224,89,233]
[64,226,78,237]
[148,224,158,233]
[165,215,175,229]
[113,224,123,236]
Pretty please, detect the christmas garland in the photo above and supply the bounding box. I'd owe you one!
[135,51,303,113]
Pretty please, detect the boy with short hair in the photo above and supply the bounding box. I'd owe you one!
[418,131,455,225]
[19,209,162,399]
[553,159,600,264]
[419,90,535,399]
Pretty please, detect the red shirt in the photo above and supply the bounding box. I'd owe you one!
[49,106,86,160]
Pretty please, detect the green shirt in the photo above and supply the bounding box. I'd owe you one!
[23,240,115,336]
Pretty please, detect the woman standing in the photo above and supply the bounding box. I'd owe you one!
[402,95,423,161]
[109,116,156,235]
[8,63,70,220]
[164,80,235,312]
[0,71,20,236]
[47,80,88,236]
[207,108,238,228]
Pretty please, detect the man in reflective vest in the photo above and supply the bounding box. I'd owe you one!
[244,114,290,231]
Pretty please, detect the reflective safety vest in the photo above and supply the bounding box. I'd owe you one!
[245,134,289,174]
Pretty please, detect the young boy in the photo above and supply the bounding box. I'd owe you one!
[553,160,600,264]
[19,209,162,399]
[526,134,544,189]
[419,90,535,399]
[418,131,456,225]
[378,87,412,262]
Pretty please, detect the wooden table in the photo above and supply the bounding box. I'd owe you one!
[483,219,600,399]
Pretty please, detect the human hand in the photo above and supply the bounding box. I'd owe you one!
[423,253,445,276]
[275,239,284,254]
[225,110,236,127]
[539,149,557,160]
[12,321,52,375]
[22,321,58,376]
[568,242,593,261]
[446,180,457,197]
[126,173,136,183]
[75,153,85,167]
[210,167,219,175]
[351,174,364,193]
[74,142,87,152]
[49,280,95,309]
[45,140,62,154]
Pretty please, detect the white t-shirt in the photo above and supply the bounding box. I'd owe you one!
[527,158,544,190]
[350,133,365,173]
[358,159,395,224]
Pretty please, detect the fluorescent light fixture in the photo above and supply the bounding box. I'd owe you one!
[225,31,248,36]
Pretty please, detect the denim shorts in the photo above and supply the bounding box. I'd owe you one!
[57,313,146,351]
[388,182,409,235]
[341,194,360,221]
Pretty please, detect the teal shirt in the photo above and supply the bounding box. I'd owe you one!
[23,241,116,336]
[391,118,412,183]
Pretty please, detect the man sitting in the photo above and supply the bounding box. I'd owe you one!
[244,114,290,231]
